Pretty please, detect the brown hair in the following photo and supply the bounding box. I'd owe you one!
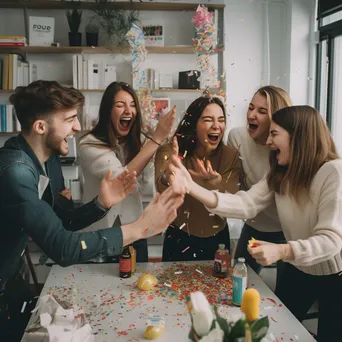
[9,80,84,132]
[174,96,226,158]
[254,86,292,119]
[267,105,339,201]
[81,82,142,164]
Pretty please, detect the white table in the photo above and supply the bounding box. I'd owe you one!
[22,261,315,342]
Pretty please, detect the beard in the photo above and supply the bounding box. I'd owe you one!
[45,128,69,157]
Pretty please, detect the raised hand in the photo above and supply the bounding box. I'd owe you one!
[152,105,177,144]
[138,187,184,236]
[168,154,193,195]
[98,169,137,209]
[188,159,222,186]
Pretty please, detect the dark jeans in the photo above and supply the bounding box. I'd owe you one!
[105,238,148,263]
[276,262,342,342]
[0,274,37,342]
[162,224,230,262]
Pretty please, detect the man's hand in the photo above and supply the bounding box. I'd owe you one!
[137,186,184,236]
[98,169,137,209]
[248,240,293,266]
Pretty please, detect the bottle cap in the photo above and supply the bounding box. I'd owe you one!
[218,244,225,249]
[238,257,245,263]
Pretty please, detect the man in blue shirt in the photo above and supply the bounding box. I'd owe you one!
[0,80,183,341]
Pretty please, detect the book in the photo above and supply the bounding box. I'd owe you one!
[29,16,55,46]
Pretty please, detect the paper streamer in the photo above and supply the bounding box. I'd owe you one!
[192,5,226,103]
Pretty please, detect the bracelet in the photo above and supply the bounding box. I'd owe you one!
[148,136,161,146]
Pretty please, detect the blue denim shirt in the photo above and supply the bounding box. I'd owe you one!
[0,135,124,284]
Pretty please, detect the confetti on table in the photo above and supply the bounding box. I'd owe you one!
[174,271,183,275]
[81,240,87,250]
[195,269,203,274]
[164,282,172,287]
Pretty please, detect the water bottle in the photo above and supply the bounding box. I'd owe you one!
[232,257,247,306]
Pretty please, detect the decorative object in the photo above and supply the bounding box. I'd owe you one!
[28,16,55,46]
[66,2,83,46]
[192,5,226,103]
[188,291,269,342]
[92,0,139,47]
[85,21,99,47]
[137,274,158,291]
[142,21,164,47]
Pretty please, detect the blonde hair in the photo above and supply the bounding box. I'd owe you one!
[267,105,339,201]
[255,86,292,119]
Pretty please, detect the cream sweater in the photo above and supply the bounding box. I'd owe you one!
[206,159,342,276]
[228,127,282,233]
[79,134,144,232]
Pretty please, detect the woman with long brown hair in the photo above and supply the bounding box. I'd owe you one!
[168,105,342,341]
[155,95,241,261]
[228,86,292,274]
[79,82,175,262]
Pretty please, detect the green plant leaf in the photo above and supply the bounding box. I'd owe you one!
[229,319,246,340]
[214,306,231,337]
[250,316,269,342]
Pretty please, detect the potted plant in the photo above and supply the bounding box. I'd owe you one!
[66,7,83,46]
[85,21,99,47]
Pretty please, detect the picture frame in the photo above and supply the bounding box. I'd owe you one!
[142,21,164,47]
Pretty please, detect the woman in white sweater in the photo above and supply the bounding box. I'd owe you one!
[228,86,291,274]
[79,82,175,262]
[168,105,342,341]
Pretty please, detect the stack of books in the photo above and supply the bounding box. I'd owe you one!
[0,36,27,47]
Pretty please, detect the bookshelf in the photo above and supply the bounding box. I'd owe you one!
[0,1,224,11]
[0,46,224,55]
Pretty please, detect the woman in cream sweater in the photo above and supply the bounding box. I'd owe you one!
[79,82,175,262]
[168,105,342,341]
[228,86,292,274]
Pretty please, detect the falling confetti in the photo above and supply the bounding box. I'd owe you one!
[182,246,190,253]
[81,240,87,250]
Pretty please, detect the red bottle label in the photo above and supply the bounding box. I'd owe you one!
[120,258,131,273]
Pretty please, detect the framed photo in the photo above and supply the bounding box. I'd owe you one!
[143,21,164,47]
[152,98,170,119]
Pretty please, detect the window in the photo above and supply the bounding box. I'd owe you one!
[316,2,342,153]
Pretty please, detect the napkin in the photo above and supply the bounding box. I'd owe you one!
[22,294,95,342]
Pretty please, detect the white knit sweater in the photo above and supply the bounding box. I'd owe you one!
[228,127,282,233]
[206,159,342,276]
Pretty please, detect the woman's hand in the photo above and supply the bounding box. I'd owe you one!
[152,105,176,144]
[98,169,137,209]
[247,240,292,266]
[188,159,222,186]
[167,154,193,195]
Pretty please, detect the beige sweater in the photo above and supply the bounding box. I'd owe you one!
[206,159,342,276]
[228,127,282,233]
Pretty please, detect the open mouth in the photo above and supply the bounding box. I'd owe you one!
[119,117,132,130]
[207,134,220,144]
[248,123,258,132]
[64,136,73,143]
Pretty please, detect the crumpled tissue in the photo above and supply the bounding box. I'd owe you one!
[22,294,95,342]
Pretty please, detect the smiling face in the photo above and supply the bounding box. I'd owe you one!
[44,108,81,156]
[195,103,226,155]
[247,92,271,145]
[111,90,137,137]
[266,121,291,166]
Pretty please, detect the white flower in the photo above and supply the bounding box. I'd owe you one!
[198,323,224,342]
[190,292,214,337]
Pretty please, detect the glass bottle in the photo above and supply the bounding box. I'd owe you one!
[129,245,136,273]
[213,244,229,278]
[232,257,248,306]
[119,246,132,278]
